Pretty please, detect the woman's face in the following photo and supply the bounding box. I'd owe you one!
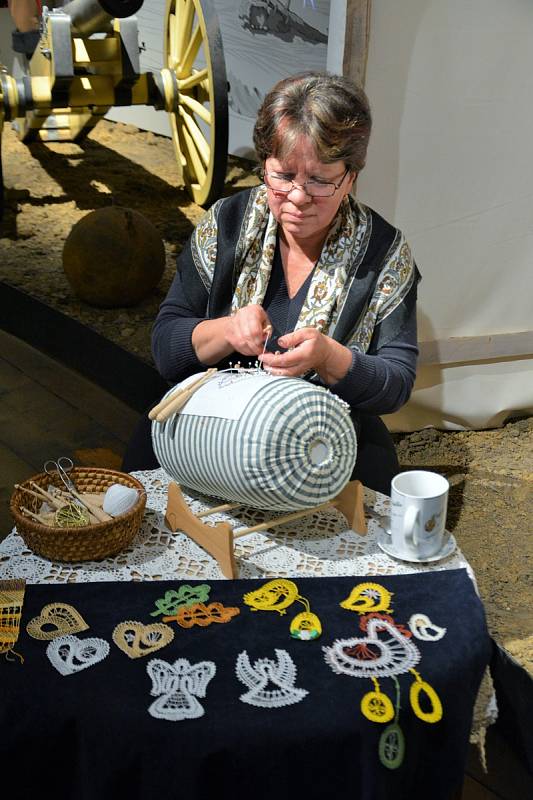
[264,135,355,244]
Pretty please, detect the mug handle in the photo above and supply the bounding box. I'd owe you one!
[403,506,418,547]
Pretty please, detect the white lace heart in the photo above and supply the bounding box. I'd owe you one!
[47,634,110,676]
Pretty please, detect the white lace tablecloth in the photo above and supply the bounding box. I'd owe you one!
[1,468,471,583]
[0,468,496,756]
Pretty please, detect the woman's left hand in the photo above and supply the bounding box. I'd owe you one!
[259,327,353,385]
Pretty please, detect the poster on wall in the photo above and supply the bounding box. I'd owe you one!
[221,0,330,158]
[107,0,330,158]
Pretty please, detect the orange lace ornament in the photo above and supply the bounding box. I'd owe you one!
[359,612,412,638]
[164,602,240,628]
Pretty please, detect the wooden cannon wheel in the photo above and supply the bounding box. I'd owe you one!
[0,0,229,210]
[164,0,228,207]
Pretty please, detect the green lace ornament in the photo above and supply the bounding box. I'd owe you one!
[379,722,405,769]
[378,676,405,770]
[150,584,211,617]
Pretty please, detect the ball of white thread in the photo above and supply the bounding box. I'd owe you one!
[103,484,139,516]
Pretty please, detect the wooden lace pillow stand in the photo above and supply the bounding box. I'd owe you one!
[164,479,367,579]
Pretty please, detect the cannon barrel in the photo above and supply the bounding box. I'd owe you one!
[59,0,144,36]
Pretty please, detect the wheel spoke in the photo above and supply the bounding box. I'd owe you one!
[176,0,195,71]
[179,106,210,166]
[180,123,206,185]
[179,23,203,79]
[180,93,211,125]
[168,13,178,68]
[178,67,208,91]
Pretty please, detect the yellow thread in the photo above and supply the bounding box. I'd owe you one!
[340,583,394,615]
[409,669,443,723]
[295,595,311,613]
[0,625,17,643]
[55,503,90,528]
[0,579,25,656]
[4,648,24,664]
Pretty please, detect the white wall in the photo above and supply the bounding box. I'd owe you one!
[357,0,533,428]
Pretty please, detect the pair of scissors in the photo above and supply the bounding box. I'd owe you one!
[44,457,77,492]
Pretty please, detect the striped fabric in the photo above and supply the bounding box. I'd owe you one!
[152,376,357,512]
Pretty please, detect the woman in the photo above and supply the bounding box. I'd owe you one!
[124,72,419,495]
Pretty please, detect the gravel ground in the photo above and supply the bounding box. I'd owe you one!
[394,423,533,673]
[1,119,531,675]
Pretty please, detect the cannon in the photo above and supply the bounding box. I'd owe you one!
[0,0,228,210]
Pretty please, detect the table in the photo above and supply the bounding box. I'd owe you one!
[0,468,475,584]
[1,468,497,800]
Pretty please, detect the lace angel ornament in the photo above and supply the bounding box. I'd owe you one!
[236,648,309,708]
[146,657,216,721]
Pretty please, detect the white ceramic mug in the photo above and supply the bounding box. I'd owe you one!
[389,470,450,560]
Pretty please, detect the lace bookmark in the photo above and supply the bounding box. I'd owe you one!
[26,603,89,640]
[243,579,322,641]
[147,658,216,721]
[236,649,309,708]
[0,579,26,663]
[113,621,174,658]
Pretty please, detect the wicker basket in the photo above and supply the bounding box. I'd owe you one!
[10,468,146,562]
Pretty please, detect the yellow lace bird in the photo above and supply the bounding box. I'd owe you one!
[243,579,299,615]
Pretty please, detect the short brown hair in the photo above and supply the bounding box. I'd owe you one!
[253,72,372,172]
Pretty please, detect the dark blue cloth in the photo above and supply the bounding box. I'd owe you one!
[490,642,533,774]
[1,569,490,800]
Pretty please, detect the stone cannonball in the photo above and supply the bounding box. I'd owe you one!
[62,206,166,308]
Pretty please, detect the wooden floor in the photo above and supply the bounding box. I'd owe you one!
[0,329,140,538]
[1,329,531,800]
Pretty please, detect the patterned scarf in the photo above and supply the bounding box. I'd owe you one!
[192,185,416,354]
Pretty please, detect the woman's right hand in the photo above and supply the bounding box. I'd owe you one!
[191,305,271,364]
[225,304,272,356]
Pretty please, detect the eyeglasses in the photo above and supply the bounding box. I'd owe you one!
[263,167,350,197]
